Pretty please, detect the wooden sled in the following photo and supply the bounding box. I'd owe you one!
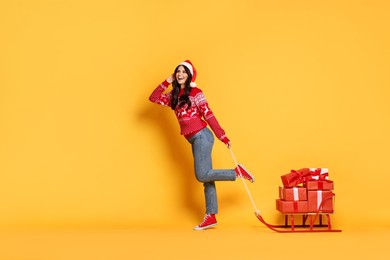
[256,193,342,233]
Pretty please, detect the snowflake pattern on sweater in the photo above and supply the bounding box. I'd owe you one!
[149,80,229,144]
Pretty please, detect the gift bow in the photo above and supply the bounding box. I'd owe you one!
[289,168,329,185]
[289,168,314,184]
[309,168,330,181]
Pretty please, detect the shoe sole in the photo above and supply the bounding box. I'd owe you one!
[238,164,255,183]
[193,223,218,231]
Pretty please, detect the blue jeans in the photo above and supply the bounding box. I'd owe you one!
[188,128,236,214]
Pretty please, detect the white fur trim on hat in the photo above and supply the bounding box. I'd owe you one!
[179,60,197,87]
[179,61,193,76]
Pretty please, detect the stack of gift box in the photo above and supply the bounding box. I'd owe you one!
[276,168,335,214]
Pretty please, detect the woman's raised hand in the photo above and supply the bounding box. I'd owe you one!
[166,74,174,84]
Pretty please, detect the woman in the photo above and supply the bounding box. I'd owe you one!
[149,60,254,230]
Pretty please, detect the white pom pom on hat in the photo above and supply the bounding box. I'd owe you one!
[179,60,197,87]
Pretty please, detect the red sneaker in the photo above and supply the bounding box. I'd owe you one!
[193,214,217,230]
[235,164,255,182]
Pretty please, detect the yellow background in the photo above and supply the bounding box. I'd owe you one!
[0,0,389,259]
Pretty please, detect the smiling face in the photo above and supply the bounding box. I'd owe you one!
[175,65,189,88]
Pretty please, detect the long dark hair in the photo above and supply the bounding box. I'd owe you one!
[170,65,193,110]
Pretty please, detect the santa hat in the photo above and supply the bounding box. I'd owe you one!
[179,60,197,87]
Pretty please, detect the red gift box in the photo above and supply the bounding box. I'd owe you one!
[304,180,334,190]
[281,168,330,187]
[307,190,334,213]
[279,186,307,201]
[281,168,311,187]
[276,199,309,213]
[309,168,329,181]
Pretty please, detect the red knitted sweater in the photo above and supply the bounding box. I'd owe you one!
[149,80,229,144]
